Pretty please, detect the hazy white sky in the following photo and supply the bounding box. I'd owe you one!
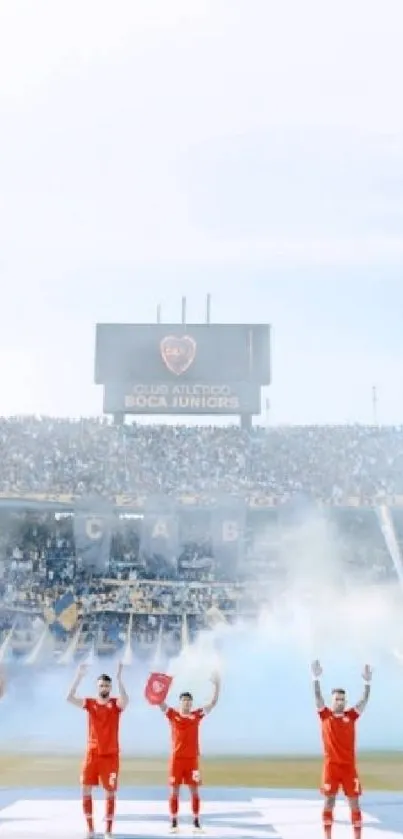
[0,0,403,423]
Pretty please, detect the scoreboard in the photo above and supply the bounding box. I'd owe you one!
[95,323,271,418]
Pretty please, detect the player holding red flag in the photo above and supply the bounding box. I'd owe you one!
[146,671,221,833]
[67,662,129,839]
[312,659,372,839]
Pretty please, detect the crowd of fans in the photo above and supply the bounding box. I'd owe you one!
[2,416,403,502]
[0,416,402,660]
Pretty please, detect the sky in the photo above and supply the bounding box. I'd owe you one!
[0,0,403,424]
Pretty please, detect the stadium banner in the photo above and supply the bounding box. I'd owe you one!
[211,495,246,566]
[103,381,261,415]
[73,496,114,572]
[140,495,179,562]
[101,578,240,588]
[116,492,276,509]
[0,491,393,511]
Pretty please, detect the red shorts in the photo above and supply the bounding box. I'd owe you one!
[321,762,362,797]
[81,752,119,791]
[169,757,201,787]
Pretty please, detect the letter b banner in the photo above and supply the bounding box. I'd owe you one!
[221,519,241,542]
[211,495,245,566]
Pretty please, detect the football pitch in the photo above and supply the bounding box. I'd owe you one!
[0,753,400,790]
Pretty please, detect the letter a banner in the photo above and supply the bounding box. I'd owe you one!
[141,496,179,562]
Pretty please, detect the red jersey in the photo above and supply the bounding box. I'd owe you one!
[319,707,359,764]
[83,697,121,756]
[166,707,205,759]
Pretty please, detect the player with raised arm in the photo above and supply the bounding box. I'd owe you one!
[311,659,372,839]
[149,672,220,834]
[67,661,129,839]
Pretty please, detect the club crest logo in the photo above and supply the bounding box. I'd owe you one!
[151,679,164,694]
[160,335,196,376]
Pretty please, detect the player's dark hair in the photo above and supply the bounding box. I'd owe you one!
[98,674,112,683]
[179,691,193,700]
[331,688,345,696]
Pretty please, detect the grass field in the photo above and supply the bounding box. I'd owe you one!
[0,754,401,790]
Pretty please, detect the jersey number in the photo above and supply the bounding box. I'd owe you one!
[109,772,117,789]
[192,770,200,783]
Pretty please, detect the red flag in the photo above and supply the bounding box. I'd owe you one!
[145,672,173,705]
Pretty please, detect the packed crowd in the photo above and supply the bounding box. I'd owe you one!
[0,416,402,659]
[0,508,251,656]
[0,503,400,658]
[2,417,403,502]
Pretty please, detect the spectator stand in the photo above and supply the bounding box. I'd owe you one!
[1,419,403,663]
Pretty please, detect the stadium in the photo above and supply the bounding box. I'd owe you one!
[1,2,403,835]
[0,311,402,839]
